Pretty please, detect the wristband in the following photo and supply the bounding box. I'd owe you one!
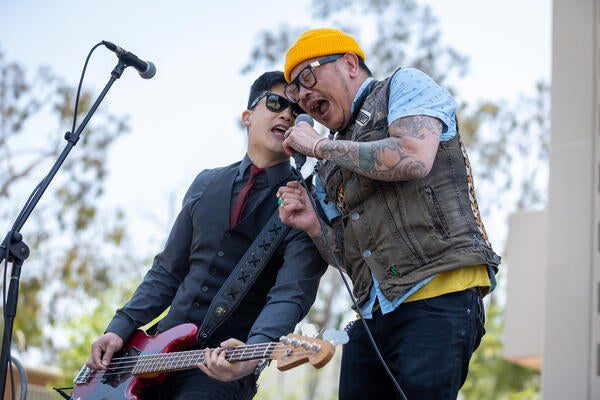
[311,137,328,159]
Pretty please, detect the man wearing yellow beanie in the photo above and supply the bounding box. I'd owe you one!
[277,28,500,399]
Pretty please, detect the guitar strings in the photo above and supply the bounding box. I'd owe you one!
[81,348,323,384]
[77,344,327,384]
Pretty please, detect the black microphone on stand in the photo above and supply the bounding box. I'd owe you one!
[293,114,314,171]
[102,41,156,79]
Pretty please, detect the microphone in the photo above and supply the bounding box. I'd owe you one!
[293,114,314,171]
[295,113,314,127]
[102,41,156,79]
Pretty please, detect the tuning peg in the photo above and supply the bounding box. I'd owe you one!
[300,323,318,338]
[323,329,349,345]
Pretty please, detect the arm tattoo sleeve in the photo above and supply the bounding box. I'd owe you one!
[319,115,442,181]
[310,219,345,269]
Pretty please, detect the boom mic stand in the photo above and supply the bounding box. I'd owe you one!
[0,58,129,399]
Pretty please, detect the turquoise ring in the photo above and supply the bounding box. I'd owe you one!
[277,198,284,206]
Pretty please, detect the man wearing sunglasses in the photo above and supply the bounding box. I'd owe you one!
[84,71,326,400]
[277,28,501,399]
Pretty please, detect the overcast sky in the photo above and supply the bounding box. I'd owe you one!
[0,0,552,254]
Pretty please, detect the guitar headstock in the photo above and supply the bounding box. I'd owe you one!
[270,334,336,371]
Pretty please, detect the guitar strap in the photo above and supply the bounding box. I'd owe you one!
[196,209,291,345]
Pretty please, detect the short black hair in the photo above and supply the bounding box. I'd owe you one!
[359,59,373,76]
[247,71,287,109]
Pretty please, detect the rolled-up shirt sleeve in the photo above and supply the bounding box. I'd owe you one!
[105,202,194,341]
[388,67,457,140]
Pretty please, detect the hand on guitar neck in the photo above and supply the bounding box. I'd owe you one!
[197,337,260,382]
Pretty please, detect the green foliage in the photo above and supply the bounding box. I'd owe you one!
[54,282,138,388]
[461,298,541,399]
[0,1,551,397]
[254,355,340,400]
[243,0,468,92]
[0,46,141,359]
[465,82,550,220]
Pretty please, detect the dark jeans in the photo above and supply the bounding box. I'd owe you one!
[142,368,258,400]
[339,288,485,400]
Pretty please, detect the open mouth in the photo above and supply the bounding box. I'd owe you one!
[271,124,289,138]
[308,99,329,119]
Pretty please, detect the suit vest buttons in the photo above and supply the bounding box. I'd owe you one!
[215,306,226,317]
[351,212,360,220]
[201,286,209,292]
[218,250,224,256]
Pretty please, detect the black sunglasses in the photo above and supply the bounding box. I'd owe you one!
[284,54,344,103]
[249,91,302,117]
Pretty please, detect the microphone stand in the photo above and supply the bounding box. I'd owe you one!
[0,59,129,399]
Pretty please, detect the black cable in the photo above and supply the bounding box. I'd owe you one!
[3,41,101,310]
[295,170,408,400]
[2,242,10,400]
[10,356,27,400]
[71,42,104,136]
[1,41,104,400]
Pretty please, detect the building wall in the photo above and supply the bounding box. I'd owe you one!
[543,0,600,398]
[3,362,62,400]
[503,211,546,371]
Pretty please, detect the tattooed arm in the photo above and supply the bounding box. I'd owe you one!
[315,115,442,182]
[306,217,345,269]
[277,181,345,268]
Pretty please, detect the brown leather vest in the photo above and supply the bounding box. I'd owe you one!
[318,77,500,305]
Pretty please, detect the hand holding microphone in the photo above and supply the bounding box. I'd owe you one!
[289,114,313,171]
[284,114,328,170]
[294,113,314,128]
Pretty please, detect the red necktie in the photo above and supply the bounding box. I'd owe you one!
[230,165,264,227]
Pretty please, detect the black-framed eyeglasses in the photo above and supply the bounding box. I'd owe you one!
[249,91,302,118]
[284,54,344,103]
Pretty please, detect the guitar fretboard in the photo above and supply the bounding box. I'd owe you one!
[132,342,277,375]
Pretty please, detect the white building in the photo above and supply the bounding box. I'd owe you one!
[503,1,600,398]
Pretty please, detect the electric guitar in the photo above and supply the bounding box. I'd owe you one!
[69,323,336,400]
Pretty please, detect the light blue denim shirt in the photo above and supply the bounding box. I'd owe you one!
[358,68,458,317]
[318,68,466,317]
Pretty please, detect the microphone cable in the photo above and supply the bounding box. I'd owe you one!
[294,165,408,400]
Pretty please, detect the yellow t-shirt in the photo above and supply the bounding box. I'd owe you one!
[404,264,490,302]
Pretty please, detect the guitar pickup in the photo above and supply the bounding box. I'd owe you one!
[73,365,93,384]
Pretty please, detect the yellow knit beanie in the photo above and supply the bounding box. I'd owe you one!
[284,28,366,82]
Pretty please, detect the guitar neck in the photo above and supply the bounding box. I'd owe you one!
[132,342,277,375]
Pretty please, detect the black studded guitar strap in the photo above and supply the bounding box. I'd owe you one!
[196,209,290,344]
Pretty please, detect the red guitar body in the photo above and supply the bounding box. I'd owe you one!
[69,322,336,399]
[70,323,199,400]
